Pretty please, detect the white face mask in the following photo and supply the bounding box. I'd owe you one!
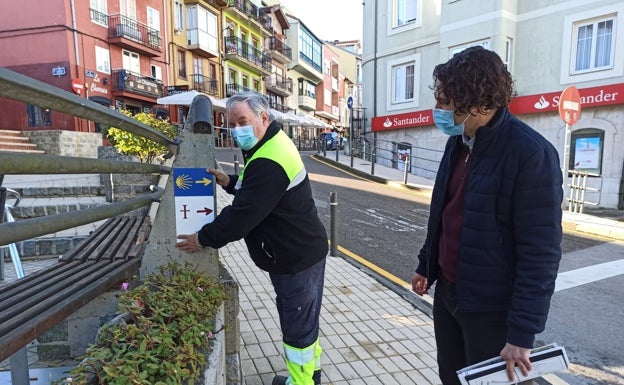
[432,108,469,136]
[231,125,258,150]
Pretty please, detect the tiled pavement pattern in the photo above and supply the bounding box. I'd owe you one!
[217,186,443,385]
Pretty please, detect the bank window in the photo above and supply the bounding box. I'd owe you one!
[573,17,614,73]
[561,6,623,83]
[95,46,110,74]
[387,54,420,111]
[569,129,604,175]
[394,0,416,27]
[389,0,420,33]
[393,63,414,103]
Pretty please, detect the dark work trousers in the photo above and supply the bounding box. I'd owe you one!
[433,277,534,385]
[270,257,326,348]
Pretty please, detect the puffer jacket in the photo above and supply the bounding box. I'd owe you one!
[415,108,563,348]
[197,121,328,274]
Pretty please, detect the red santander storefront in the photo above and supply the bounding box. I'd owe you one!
[369,83,624,208]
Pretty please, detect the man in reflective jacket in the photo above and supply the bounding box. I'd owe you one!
[177,91,328,385]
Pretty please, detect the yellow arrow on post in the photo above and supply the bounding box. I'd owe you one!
[195,177,213,186]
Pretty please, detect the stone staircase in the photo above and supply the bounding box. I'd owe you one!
[2,174,108,259]
[0,129,45,154]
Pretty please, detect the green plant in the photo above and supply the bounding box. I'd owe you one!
[55,261,226,385]
[104,110,177,164]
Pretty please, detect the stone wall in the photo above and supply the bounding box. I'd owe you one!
[97,146,160,203]
[23,130,102,158]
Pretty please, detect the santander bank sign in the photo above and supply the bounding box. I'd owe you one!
[372,110,433,131]
[371,83,623,132]
[509,83,624,115]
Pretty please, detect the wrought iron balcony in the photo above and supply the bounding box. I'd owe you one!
[108,14,161,56]
[265,73,293,96]
[266,37,292,63]
[224,36,272,75]
[90,8,109,26]
[111,69,163,99]
[191,74,219,96]
[225,83,254,97]
[226,0,272,32]
[268,100,294,113]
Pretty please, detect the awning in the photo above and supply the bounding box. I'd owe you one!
[156,90,227,110]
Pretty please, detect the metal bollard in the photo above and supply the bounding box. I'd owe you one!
[403,155,409,185]
[329,192,338,256]
[233,155,239,175]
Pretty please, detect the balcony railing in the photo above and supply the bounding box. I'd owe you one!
[265,73,293,95]
[108,14,161,53]
[191,74,219,96]
[225,83,254,97]
[227,0,272,31]
[224,36,272,74]
[267,36,292,62]
[111,69,163,99]
[90,8,109,26]
[268,100,294,113]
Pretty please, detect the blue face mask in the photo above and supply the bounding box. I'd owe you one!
[432,108,468,136]
[231,125,259,150]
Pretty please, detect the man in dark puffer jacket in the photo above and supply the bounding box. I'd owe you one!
[411,46,563,385]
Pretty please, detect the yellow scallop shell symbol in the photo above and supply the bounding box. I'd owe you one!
[175,174,192,190]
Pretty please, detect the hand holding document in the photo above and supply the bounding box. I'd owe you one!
[456,343,569,385]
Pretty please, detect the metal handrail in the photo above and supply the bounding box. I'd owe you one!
[0,152,170,175]
[0,186,164,247]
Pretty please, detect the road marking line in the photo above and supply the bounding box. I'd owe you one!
[555,259,624,292]
[336,245,434,305]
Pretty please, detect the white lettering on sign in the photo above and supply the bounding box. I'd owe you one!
[393,114,430,127]
[552,89,619,108]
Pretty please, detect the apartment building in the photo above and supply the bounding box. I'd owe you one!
[0,0,358,153]
[165,0,227,126]
[0,0,168,132]
[362,0,624,209]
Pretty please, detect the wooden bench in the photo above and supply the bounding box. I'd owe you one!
[0,215,151,362]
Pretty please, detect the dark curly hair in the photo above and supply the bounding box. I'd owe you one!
[432,46,514,115]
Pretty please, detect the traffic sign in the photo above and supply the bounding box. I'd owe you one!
[71,78,84,95]
[559,86,581,125]
[173,168,215,237]
[347,96,353,109]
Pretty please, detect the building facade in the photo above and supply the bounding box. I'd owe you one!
[0,0,168,133]
[0,0,360,155]
[362,0,624,209]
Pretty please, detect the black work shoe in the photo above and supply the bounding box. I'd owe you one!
[272,371,321,385]
[313,369,321,384]
[272,375,288,385]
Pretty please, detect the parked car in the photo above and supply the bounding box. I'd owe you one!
[319,132,344,150]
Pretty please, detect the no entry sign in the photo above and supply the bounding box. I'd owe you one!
[559,86,581,125]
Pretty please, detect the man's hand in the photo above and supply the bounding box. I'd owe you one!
[207,168,230,187]
[500,343,532,382]
[411,273,428,296]
[176,233,206,253]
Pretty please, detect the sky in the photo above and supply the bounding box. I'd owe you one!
[276,0,363,43]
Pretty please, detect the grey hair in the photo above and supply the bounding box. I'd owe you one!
[226,91,272,120]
